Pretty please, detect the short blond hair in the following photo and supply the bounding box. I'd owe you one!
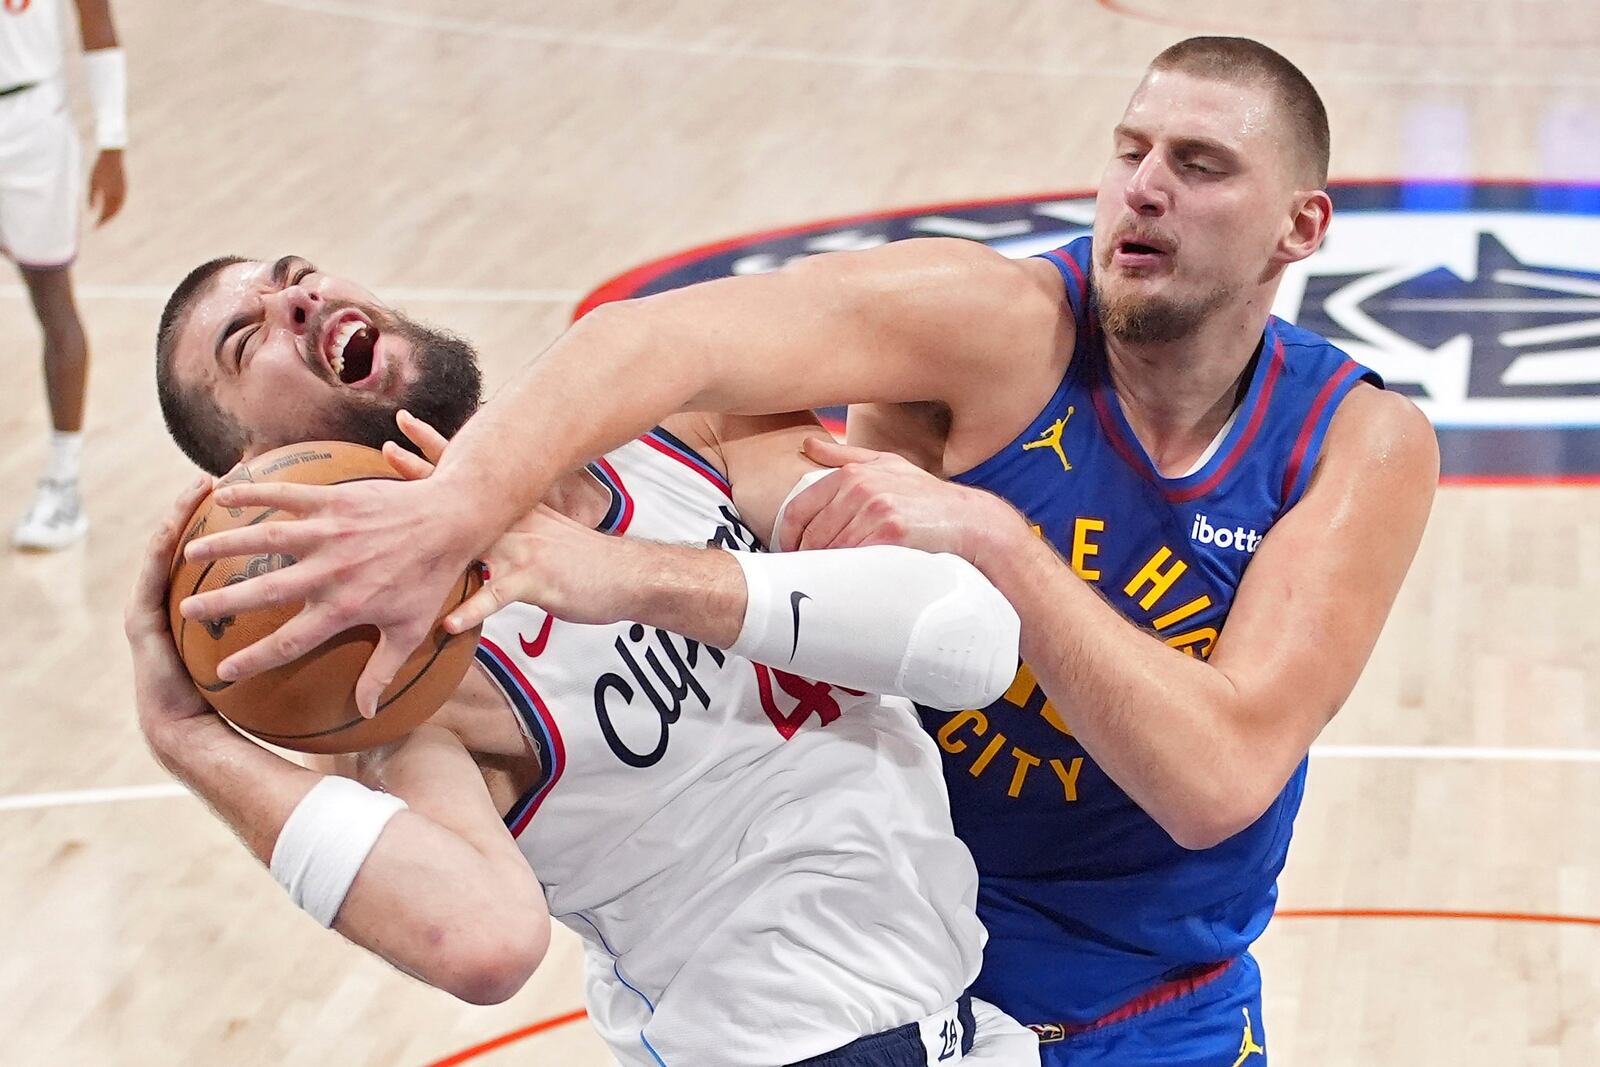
[1150,37,1330,187]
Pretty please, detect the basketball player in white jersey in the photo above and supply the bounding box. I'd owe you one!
[131,255,1040,1065]
[3,0,127,549]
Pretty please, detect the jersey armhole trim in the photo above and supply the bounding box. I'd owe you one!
[642,426,734,498]
[1278,360,1373,507]
[588,457,636,535]
[476,638,566,834]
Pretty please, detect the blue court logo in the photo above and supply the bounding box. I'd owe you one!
[577,182,1600,481]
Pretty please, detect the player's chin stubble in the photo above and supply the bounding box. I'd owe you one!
[1093,275,1231,345]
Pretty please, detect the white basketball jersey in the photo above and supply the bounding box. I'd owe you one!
[0,0,65,87]
[475,430,985,1066]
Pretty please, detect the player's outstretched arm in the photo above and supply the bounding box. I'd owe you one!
[130,486,548,1004]
[441,237,1061,537]
[177,240,1062,713]
[385,411,1018,711]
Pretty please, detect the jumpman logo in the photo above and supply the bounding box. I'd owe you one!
[1021,407,1074,472]
[1231,1008,1265,1066]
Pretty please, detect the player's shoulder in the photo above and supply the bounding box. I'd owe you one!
[1326,382,1440,482]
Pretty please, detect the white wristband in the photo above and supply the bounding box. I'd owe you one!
[83,48,127,150]
[269,776,407,927]
[726,545,1020,711]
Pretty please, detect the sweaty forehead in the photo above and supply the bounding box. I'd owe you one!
[199,260,273,319]
[1124,69,1284,147]
[172,260,271,385]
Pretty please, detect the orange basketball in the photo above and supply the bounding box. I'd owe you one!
[166,441,482,754]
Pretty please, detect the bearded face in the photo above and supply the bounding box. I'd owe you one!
[163,257,484,472]
[299,301,483,456]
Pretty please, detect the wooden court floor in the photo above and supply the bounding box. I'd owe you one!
[0,2,1596,1064]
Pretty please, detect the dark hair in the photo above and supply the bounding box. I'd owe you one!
[155,256,250,474]
[1150,36,1330,187]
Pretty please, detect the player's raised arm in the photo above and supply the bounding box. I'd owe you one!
[443,236,1062,537]
[183,238,1064,713]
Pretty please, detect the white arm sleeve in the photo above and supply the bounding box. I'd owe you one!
[725,544,1020,710]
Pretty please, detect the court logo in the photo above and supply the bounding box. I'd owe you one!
[577,181,1600,480]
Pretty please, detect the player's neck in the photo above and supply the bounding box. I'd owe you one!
[1103,298,1270,477]
[543,467,614,530]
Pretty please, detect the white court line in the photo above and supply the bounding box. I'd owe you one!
[0,284,580,304]
[2,744,1597,813]
[253,0,1600,90]
[0,782,187,812]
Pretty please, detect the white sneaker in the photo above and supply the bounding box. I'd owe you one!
[12,479,88,550]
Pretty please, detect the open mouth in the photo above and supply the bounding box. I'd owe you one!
[317,311,382,387]
[332,320,377,384]
[1112,236,1174,269]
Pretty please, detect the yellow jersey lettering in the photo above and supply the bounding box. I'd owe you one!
[1008,748,1041,798]
[999,665,1036,709]
[1049,756,1085,802]
[1000,662,1069,736]
[1164,627,1219,659]
[970,732,1007,776]
[1124,546,1188,611]
[937,709,987,754]
[1069,517,1106,581]
[1151,594,1212,631]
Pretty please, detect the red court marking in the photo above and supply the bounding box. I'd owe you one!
[573,180,1600,490]
[420,1008,588,1067]
[420,909,1599,1065]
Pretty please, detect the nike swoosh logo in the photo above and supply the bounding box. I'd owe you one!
[518,613,554,658]
[788,590,810,661]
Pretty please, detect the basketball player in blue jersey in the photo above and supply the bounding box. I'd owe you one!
[186,37,1440,1065]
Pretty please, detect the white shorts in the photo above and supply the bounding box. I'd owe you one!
[964,998,1041,1065]
[805,996,1040,1065]
[0,79,80,269]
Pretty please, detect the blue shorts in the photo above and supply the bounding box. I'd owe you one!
[1036,955,1267,1067]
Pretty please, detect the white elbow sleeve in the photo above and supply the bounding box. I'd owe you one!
[269,776,407,927]
[726,545,1020,710]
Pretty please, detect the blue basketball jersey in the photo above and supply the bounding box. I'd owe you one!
[923,236,1380,1025]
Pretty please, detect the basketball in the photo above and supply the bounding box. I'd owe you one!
[166,441,483,754]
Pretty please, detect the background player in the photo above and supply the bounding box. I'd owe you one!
[138,253,1039,1065]
[3,0,127,550]
[179,38,1440,1064]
